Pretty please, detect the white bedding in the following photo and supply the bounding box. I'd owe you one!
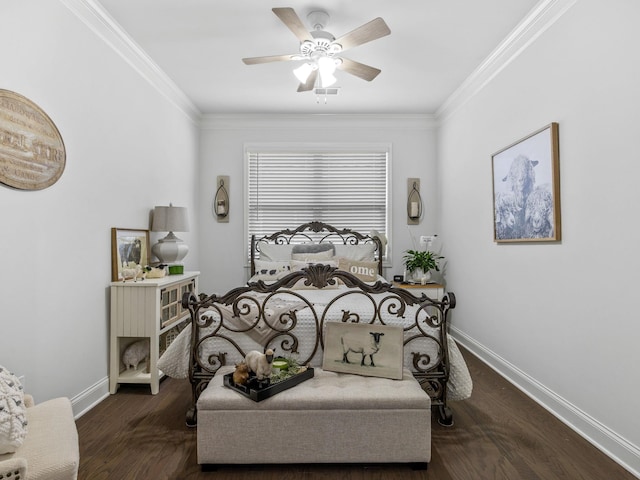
[158,283,472,401]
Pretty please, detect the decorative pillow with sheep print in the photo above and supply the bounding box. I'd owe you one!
[289,259,339,290]
[250,260,292,282]
[322,322,404,380]
[337,258,378,283]
[0,366,27,454]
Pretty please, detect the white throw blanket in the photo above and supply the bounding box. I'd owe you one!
[158,325,472,402]
[158,294,307,379]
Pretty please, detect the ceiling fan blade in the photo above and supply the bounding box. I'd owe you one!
[333,17,391,51]
[242,54,297,65]
[337,57,381,82]
[272,7,314,43]
[297,70,318,92]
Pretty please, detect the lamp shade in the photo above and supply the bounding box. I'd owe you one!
[151,204,189,233]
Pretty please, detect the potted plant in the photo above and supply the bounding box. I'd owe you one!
[402,249,444,283]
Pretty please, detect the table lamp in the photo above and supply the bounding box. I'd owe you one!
[151,203,189,270]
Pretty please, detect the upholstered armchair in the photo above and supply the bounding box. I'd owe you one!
[1,384,79,480]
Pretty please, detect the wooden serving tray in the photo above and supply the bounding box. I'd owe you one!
[223,367,314,402]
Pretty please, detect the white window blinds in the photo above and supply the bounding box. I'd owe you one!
[246,148,389,255]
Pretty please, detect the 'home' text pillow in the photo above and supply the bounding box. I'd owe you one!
[338,258,378,283]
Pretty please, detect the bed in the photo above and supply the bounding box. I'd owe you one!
[171,221,471,431]
[157,221,473,467]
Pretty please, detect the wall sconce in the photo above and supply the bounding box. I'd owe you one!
[407,178,423,225]
[214,176,229,223]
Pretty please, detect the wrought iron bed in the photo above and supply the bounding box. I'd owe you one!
[181,222,458,426]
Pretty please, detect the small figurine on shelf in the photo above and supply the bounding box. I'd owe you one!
[122,339,150,372]
[144,264,167,279]
[232,362,250,386]
[120,262,144,282]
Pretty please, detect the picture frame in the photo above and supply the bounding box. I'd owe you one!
[492,122,560,243]
[322,322,404,380]
[111,228,150,281]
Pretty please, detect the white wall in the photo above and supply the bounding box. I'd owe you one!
[0,0,199,412]
[438,0,640,474]
[197,114,438,294]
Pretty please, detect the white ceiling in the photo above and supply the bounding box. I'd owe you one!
[95,0,540,115]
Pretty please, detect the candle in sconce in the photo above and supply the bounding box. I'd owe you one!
[410,201,419,218]
[217,201,226,215]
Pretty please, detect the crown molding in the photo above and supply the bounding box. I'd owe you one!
[436,0,577,124]
[199,113,437,131]
[60,0,201,123]
[59,0,576,128]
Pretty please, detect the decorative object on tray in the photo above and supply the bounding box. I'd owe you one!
[244,349,275,381]
[224,357,315,402]
[232,362,250,386]
[111,228,150,282]
[0,89,66,191]
[492,122,560,242]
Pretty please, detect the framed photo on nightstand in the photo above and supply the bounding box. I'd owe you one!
[111,228,150,281]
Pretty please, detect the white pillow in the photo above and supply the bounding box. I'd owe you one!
[291,243,335,255]
[291,249,335,262]
[289,259,339,290]
[290,259,338,271]
[334,243,376,262]
[258,243,294,262]
[0,366,27,454]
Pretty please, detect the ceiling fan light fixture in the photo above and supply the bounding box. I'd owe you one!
[317,56,337,74]
[319,70,337,88]
[317,56,338,87]
[293,62,314,83]
[244,8,390,94]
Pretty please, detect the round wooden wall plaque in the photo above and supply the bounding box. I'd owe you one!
[0,89,66,190]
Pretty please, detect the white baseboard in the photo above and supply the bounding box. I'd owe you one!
[450,326,640,479]
[70,376,110,420]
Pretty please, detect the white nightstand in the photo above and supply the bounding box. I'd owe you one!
[109,271,199,394]
[392,282,444,301]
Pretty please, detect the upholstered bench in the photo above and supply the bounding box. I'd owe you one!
[196,365,431,467]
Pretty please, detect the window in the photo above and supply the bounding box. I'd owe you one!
[246,144,390,260]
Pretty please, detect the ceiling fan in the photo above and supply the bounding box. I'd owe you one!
[242,7,391,92]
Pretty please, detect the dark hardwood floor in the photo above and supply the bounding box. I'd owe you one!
[77,347,635,479]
